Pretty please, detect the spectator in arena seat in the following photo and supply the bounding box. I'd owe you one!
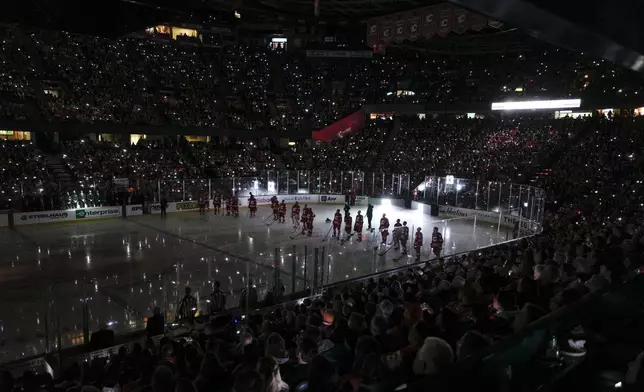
[152,365,175,392]
[175,377,196,392]
[233,369,264,392]
[195,353,230,392]
[147,306,165,337]
[89,323,115,350]
[256,356,289,392]
[283,338,317,387]
[412,337,454,376]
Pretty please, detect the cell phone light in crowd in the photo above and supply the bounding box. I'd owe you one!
[523,202,528,207]
[107,321,116,327]
[614,382,622,388]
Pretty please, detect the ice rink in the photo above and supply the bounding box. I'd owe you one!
[0,203,514,362]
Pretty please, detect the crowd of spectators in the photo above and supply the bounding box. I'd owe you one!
[382,115,588,180]
[2,24,644,392]
[0,27,642,131]
[3,113,643,392]
[0,142,58,211]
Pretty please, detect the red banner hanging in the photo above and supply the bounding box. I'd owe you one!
[438,3,454,37]
[312,111,366,142]
[421,5,437,38]
[453,7,469,34]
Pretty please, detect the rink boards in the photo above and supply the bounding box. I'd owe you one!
[2,194,365,227]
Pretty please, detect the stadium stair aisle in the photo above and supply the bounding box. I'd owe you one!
[45,154,74,190]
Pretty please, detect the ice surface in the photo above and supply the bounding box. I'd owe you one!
[0,203,512,362]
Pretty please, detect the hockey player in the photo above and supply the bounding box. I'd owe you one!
[344,211,352,238]
[392,219,402,250]
[271,196,279,220]
[401,221,410,255]
[248,193,257,218]
[303,206,315,237]
[278,200,287,223]
[332,209,342,238]
[225,196,232,216]
[379,213,390,245]
[291,202,301,228]
[300,205,310,234]
[232,195,240,217]
[414,227,423,261]
[212,191,221,215]
[354,211,364,241]
[430,227,444,258]
[271,196,279,221]
[199,194,207,215]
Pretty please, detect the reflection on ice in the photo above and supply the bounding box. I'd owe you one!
[0,203,517,363]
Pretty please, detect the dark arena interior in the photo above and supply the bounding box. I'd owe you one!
[1,0,644,391]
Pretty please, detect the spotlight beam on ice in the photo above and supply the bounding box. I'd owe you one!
[491,99,581,111]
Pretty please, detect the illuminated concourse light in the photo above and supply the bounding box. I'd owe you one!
[491,99,581,111]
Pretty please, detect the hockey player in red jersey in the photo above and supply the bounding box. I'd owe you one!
[414,227,423,261]
[212,191,221,215]
[430,227,444,258]
[354,211,364,241]
[270,195,279,220]
[248,193,257,217]
[303,206,315,237]
[291,202,301,228]
[278,200,287,223]
[379,214,390,245]
[225,196,232,216]
[400,221,410,255]
[332,209,342,237]
[232,195,239,217]
[392,219,402,250]
[344,212,352,238]
[301,204,310,234]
